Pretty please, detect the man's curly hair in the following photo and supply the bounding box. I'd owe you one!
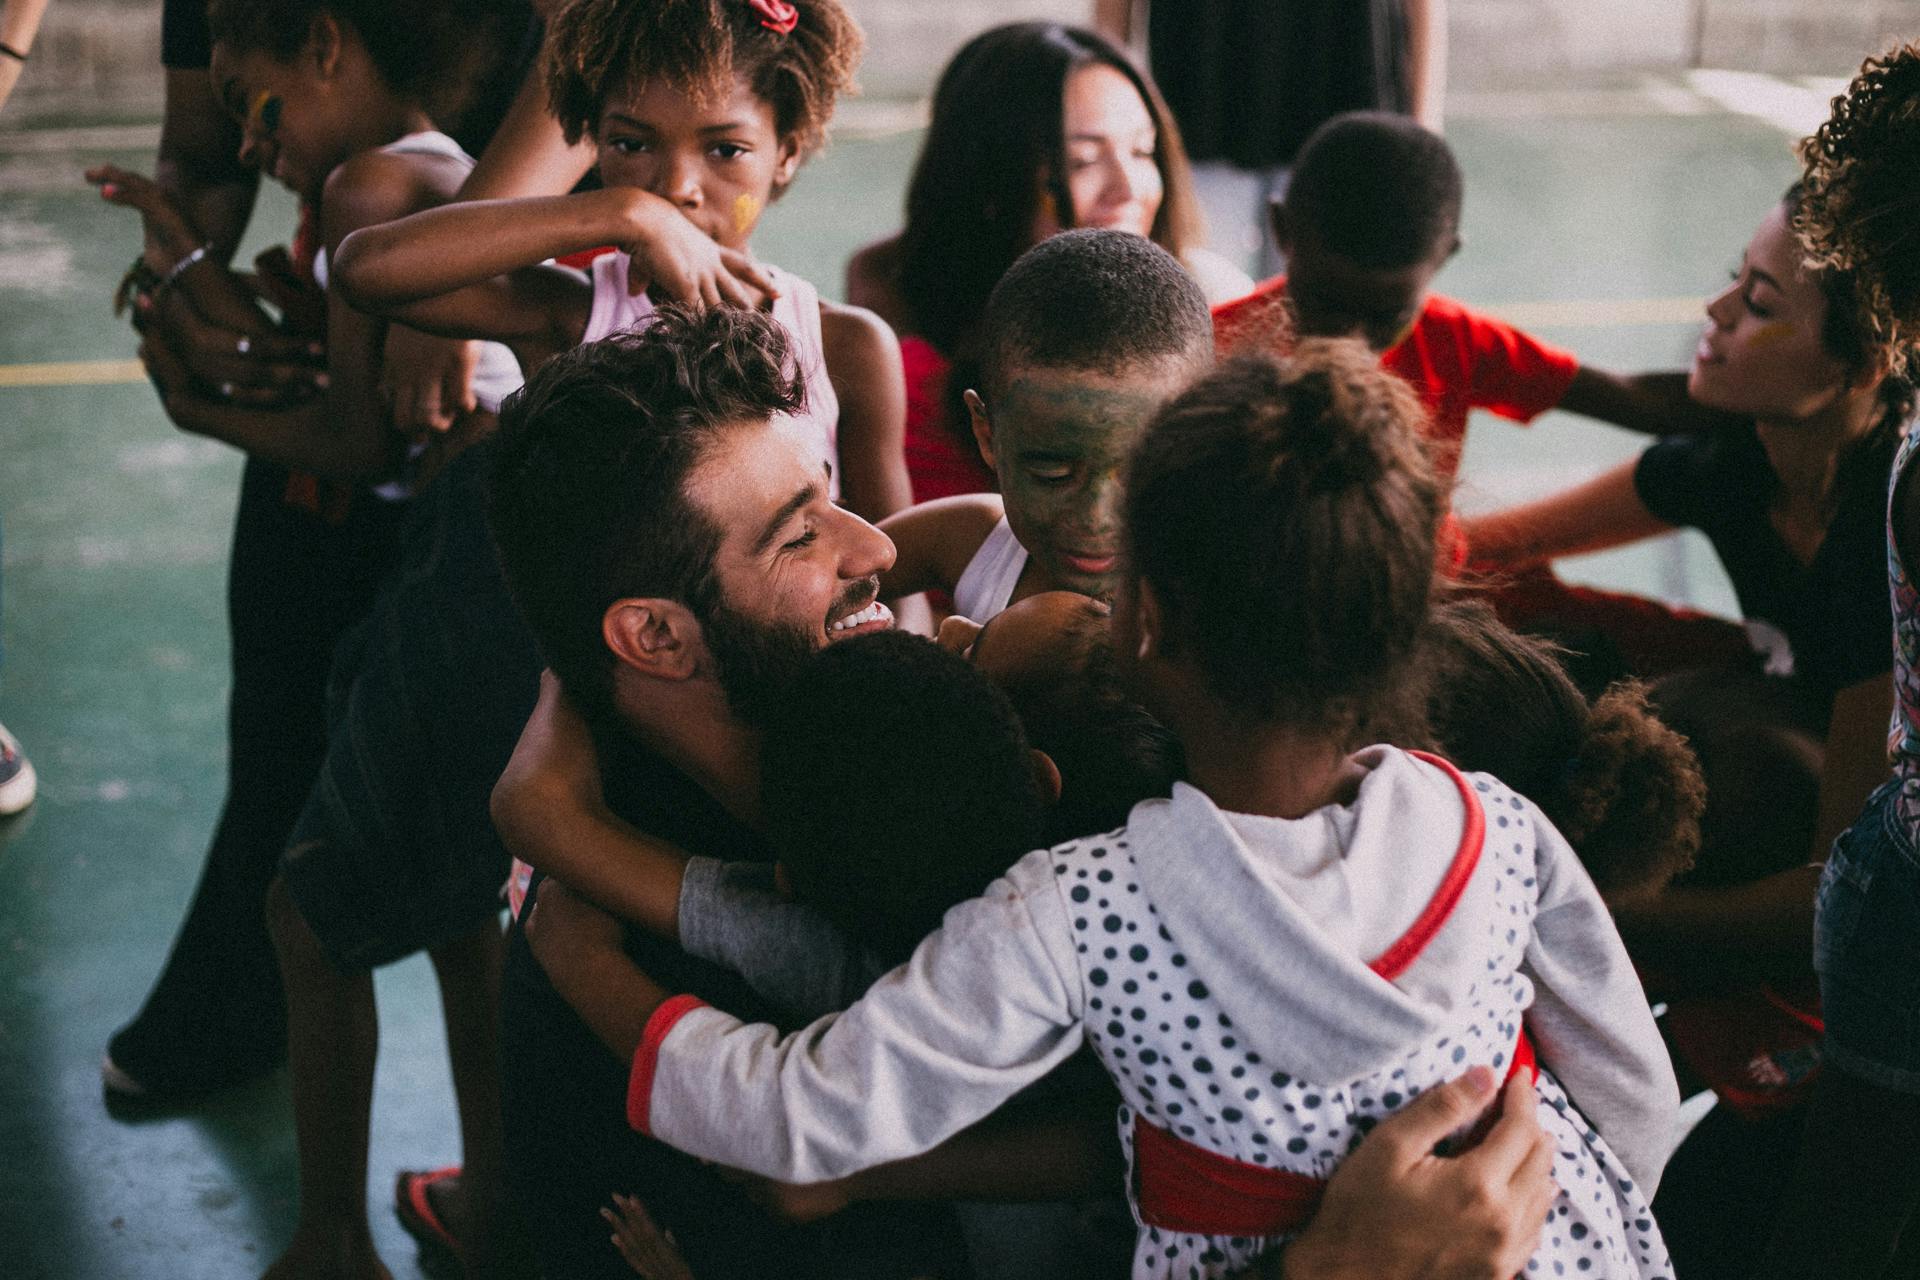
[543,0,861,160]
[1795,41,1920,379]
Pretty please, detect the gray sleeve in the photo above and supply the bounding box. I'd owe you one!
[676,857,886,1020]
[1521,804,1682,1195]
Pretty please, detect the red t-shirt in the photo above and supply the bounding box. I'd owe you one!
[1212,275,1581,482]
[900,335,996,504]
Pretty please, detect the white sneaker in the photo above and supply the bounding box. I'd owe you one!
[0,721,37,816]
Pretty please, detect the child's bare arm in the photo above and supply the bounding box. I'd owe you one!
[525,877,670,1058]
[332,187,775,356]
[491,672,692,940]
[876,495,1006,599]
[819,301,910,524]
[1557,367,1747,436]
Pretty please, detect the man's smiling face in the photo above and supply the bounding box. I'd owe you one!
[687,414,899,652]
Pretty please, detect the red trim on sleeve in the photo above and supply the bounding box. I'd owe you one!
[1368,753,1486,982]
[626,994,710,1134]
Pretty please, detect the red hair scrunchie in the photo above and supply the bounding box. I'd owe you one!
[746,0,798,35]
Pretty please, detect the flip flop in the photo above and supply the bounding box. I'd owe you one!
[395,1165,469,1279]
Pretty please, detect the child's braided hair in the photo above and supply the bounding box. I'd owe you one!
[1795,42,1920,383]
[543,0,861,161]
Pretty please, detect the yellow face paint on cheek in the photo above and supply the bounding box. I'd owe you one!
[1748,321,1795,350]
[732,193,761,237]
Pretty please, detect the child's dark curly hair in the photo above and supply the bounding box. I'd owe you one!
[1124,340,1441,738]
[544,0,861,159]
[1422,598,1705,899]
[1795,42,1920,381]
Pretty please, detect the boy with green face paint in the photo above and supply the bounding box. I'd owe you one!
[880,228,1213,619]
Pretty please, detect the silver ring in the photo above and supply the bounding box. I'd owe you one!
[236,336,251,356]
[218,382,236,399]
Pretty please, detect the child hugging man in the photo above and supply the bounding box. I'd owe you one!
[880,228,1212,621]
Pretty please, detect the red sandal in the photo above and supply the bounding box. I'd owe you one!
[395,1165,469,1278]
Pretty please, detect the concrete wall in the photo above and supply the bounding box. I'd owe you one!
[5,0,1916,125]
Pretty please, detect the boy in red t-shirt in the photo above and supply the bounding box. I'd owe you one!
[1216,111,1749,677]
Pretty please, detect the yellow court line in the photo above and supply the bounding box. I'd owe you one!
[0,360,146,388]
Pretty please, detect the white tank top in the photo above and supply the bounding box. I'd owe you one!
[583,251,842,496]
[950,516,1029,622]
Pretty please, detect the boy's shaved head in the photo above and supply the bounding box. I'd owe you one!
[1283,111,1462,270]
[981,228,1212,401]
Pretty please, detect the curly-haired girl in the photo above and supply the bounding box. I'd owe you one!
[332,0,910,526]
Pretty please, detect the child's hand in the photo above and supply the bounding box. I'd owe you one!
[87,164,207,268]
[495,671,606,829]
[523,877,624,998]
[601,1194,695,1279]
[381,326,480,439]
[611,188,778,311]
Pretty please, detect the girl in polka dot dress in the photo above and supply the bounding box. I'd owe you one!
[620,342,1681,1279]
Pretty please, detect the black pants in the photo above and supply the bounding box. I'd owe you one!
[111,459,404,1088]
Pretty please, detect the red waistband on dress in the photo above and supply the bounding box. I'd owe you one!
[1133,1031,1537,1238]
[1133,752,1532,1240]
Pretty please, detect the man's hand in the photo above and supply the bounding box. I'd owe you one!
[382,326,480,439]
[1277,1068,1555,1280]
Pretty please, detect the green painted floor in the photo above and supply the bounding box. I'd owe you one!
[0,83,1801,1278]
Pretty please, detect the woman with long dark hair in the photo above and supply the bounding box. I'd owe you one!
[846,22,1249,502]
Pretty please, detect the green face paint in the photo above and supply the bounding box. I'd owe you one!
[987,361,1198,599]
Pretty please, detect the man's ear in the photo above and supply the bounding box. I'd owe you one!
[964,389,998,472]
[602,597,701,682]
[1029,748,1063,806]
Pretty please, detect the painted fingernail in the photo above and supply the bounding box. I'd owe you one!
[236,336,252,356]
[101,183,119,198]
[218,382,236,399]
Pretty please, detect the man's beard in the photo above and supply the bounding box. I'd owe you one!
[699,599,820,729]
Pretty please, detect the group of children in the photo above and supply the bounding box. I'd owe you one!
[82,0,1920,1276]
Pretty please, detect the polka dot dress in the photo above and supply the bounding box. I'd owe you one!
[1050,775,1674,1280]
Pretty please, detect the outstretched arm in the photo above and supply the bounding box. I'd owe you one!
[1557,367,1748,436]
[1459,459,1675,568]
[332,187,775,354]
[876,495,1005,600]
